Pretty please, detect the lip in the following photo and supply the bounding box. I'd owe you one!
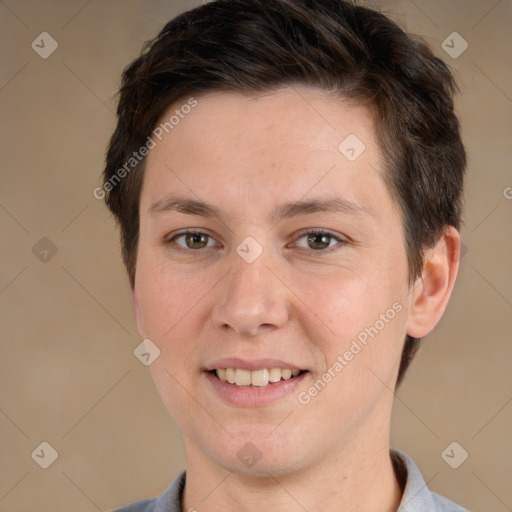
[204,370,308,407]
[204,357,305,372]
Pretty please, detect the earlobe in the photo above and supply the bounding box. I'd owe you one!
[132,286,147,338]
[406,227,461,339]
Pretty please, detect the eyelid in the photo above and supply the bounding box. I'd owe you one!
[165,228,212,241]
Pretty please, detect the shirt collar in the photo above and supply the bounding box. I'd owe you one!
[153,449,453,511]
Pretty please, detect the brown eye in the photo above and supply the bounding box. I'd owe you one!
[306,233,332,250]
[167,230,216,252]
[183,232,209,249]
[293,230,345,252]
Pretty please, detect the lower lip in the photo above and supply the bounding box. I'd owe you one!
[204,371,308,407]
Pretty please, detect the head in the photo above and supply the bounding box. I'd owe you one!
[102,0,465,476]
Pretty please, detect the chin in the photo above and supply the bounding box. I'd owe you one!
[204,434,312,478]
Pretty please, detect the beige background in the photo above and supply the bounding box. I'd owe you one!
[1,0,511,510]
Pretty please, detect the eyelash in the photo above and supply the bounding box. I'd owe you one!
[164,228,347,255]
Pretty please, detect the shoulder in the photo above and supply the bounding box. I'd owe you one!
[429,490,469,511]
[392,449,468,511]
[109,470,186,512]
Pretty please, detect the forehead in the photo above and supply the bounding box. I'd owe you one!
[140,86,391,220]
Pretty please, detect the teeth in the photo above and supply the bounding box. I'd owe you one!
[214,368,303,387]
[251,369,269,387]
[281,369,292,380]
[235,369,251,386]
[269,367,282,382]
[225,368,235,384]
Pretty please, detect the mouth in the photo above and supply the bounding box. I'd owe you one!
[204,361,309,406]
[208,368,308,387]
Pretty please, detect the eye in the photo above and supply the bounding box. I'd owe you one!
[292,229,346,252]
[166,230,217,252]
[164,228,347,255]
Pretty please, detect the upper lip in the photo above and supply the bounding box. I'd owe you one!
[204,358,306,372]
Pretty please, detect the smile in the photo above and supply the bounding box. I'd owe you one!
[212,368,304,387]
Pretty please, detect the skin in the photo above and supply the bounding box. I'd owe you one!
[132,86,460,512]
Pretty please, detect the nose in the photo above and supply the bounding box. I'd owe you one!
[212,249,290,337]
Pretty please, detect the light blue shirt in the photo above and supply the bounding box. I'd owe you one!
[112,449,467,511]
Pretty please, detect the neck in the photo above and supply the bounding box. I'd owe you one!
[181,428,403,512]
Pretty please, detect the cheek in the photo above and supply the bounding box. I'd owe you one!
[295,273,407,413]
[136,258,208,338]
[296,265,402,332]
[135,255,224,384]
[138,261,211,420]
[291,262,408,377]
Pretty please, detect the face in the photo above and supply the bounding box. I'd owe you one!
[133,86,414,476]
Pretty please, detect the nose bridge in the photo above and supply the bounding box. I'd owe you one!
[213,244,289,336]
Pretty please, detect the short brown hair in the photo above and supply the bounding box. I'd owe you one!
[102,0,466,386]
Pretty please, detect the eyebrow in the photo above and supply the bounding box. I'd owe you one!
[147,194,372,223]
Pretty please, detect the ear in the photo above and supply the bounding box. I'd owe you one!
[406,226,461,338]
[132,286,147,339]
